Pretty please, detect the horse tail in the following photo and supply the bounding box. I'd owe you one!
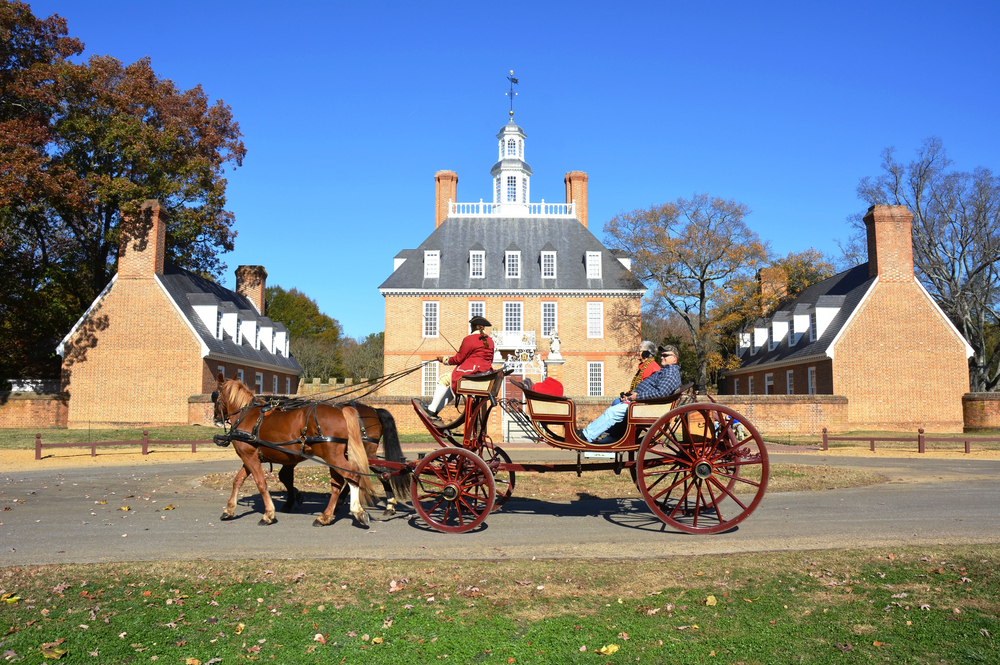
[376,408,410,501]
[342,405,375,506]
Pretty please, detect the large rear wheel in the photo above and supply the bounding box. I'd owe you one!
[636,403,768,534]
[482,445,515,509]
[411,447,495,533]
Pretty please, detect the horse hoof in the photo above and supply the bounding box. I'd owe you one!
[312,518,328,527]
[258,517,276,526]
[380,509,396,519]
[357,512,371,528]
[220,513,234,521]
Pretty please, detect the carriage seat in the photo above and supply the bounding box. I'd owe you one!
[454,368,506,400]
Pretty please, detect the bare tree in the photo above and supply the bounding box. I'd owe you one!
[854,138,1000,391]
[340,332,384,381]
[605,194,770,389]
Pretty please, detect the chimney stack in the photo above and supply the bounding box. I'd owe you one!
[236,265,267,315]
[564,171,588,228]
[434,170,458,229]
[118,199,167,279]
[863,204,914,282]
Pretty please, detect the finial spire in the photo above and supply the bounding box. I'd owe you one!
[506,70,518,119]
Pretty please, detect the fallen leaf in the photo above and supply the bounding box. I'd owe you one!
[372,637,383,644]
[2,650,17,660]
[873,641,884,647]
[646,608,660,615]
[706,595,717,606]
[52,583,72,594]
[1,593,20,604]
[40,647,67,659]
[185,659,201,665]
[578,645,586,652]
[235,622,245,634]
[836,642,853,652]
[596,644,620,655]
[205,659,223,665]
[163,505,176,511]
[507,659,515,664]
[119,506,130,511]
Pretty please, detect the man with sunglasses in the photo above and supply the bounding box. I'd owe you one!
[578,345,681,443]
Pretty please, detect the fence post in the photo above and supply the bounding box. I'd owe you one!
[142,430,148,455]
[822,428,828,451]
[91,439,96,457]
[965,439,971,454]
[191,440,197,454]
[35,433,41,460]
[870,438,875,452]
[918,428,925,454]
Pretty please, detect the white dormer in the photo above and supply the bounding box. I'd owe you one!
[792,312,810,346]
[771,320,788,350]
[393,257,406,271]
[219,307,238,342]
[813,303,839,341]
[424,250,440,278]
[273,329,287,357]
[738,330,752,356]
[259,321,274,353]
[190,301,218,337]
[752,324,767,354]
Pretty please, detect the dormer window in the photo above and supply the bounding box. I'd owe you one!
[253,322,260,349]
[506,251,521,278]
[470,250,484,279]
[237,318,244,345]
[507,176,516,202]
[586,251,602,279]
[542,251,557,278]
[507,138,516,156]
[424,250,440,279]
[768,326,775,351]
[216,311,224,340]
[809,312,817,342]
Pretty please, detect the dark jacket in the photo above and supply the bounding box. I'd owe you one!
[634,364,681,400]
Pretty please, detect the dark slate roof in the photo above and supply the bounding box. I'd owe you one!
[158,264,302,373]
[736,263,875,370]
[378,216,645,292]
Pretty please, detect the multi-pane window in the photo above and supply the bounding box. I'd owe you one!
[507,138,516,156]
[504,301,523,331]
[470,251,484,278]
[541,302,557,337]
[522,178,527,203]
[809,312,817,341]
[216,311,224,340]
[587,362,604,396]
[587,301,603,338]
[748,375,754,395]
[469,301,485,331]
[255,372,264,394]
[237,368,244,384]
[424,250,440,279]
[768,326,775,351]
[808,366,817,395]
[541,251,556,278]
[586,251,602,279]
[764,373,773,395]
[507,176,516,202]
[272,375,278,394]
[423,301,439,338]
[495,177,500,203]
[218,365,226,379]
[285,377,291,395]
[786,370,795,395]
[422,361,438,397]
[506,251,520,278]
[733,378,739,395]
[518,139,522,158]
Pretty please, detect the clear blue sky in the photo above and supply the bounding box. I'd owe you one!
[33,1,1000,338]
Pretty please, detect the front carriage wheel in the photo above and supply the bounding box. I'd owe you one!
[482,445,515,509]
[636,403,768,534]
[411,447,496,533]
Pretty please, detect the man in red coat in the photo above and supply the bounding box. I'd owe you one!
[425,316,496,415]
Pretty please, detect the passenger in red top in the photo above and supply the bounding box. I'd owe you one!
[425,316,496,415]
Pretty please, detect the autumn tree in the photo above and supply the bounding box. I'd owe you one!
[604,194,770,389]
[853,138,1000,391]
[1,1,245,381]
[340,332,385,381]
[265,285,343,380]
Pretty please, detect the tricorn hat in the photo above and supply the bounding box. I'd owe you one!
[469,316,492,328]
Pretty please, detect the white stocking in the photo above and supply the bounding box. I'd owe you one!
[428,384,453,414]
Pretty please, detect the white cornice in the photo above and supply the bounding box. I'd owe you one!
[379,288,646,298]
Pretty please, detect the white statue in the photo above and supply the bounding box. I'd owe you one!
[549,331,561,355]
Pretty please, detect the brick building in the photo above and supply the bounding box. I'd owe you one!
[379,116,645,421]
[57,200,302,428]
[719,204,972,431]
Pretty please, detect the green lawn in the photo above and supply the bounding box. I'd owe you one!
[0,545,995,664]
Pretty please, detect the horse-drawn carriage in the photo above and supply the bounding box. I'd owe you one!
[212,367,769,535]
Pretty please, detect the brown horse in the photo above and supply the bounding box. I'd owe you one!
[213,374,407,527]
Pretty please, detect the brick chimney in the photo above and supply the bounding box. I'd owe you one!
[757,267,787,305]
[118,199,167,279]
[236,265,267,314]
[434,170,458,229]
[564,171,588,228]
[863,204,914,282]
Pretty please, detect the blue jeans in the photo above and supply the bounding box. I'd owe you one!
[582,400,629,442]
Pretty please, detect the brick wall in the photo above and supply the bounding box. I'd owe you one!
[962,393,1000,432]
[564,171,588,228]
[203,361,299,396]
[833,281,968,432]
[434,171,458,229]
[382,294,636,398]
[709,395,848,436]
[722,359,834,397]
[0,393,69,428]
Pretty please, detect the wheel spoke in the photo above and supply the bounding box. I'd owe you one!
[711,469,761,488]
[708,475,749,511]
[703,478,725,524]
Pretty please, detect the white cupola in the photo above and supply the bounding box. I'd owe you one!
[491,119,532,215]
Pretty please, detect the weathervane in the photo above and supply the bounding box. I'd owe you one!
[506,70,518,119]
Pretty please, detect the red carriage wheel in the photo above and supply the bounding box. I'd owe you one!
[411,447,496,533]
[636,403,768,534]
[482,445,515,509]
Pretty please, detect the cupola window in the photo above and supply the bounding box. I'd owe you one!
[507,138,516,156]
[507,176,516,202]
[495,177,500,203]
[518,139,522,158]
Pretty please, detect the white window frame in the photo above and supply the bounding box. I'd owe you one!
[507,138,516,156]
[768,326,775,351]
[733,377,739,395]
[587,301,603,338]
[809,312,817,342]
[507,175,516,202]
[469,250,485,279]
[272,375,278,394]
[424,250,440,279]
[217,365,225,379]
[748,375,754,395]
[216,311,224,340]
[541,251,557,278]
[587,362,604,397]
[764,373,773,395]
[422,301,439,338]
[522,178,527,203]
[505,251,521,278]
[421,361,438,397]
[808,366,817,395]
[468,301,485,332]
[541,302,557,338]
[285,377,291,395]
[237,368,244,384]
[586,251,602,279]
[503,301,523,332]
[254,372,264,394]
[786,370,794,395]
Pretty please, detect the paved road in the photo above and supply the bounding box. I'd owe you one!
[2,453,998,565]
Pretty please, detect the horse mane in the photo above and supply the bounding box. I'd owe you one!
[222,378,255,412]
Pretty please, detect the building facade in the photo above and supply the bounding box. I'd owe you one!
[379,117,645,405]
[57,200,302,428]
[719,204,972,432]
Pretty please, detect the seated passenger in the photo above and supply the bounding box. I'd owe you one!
[578,345,680,443]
